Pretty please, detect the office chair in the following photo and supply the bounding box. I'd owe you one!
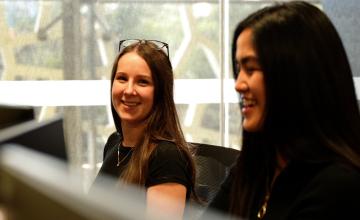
[190,143,240,206]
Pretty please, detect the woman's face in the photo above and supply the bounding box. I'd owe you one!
[235,28,266,132]
[112,52,155,127]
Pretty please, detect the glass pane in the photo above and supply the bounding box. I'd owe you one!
[0,1,322,189]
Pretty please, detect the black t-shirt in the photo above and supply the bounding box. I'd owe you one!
[207,161,360,220]
[95,132,192,199]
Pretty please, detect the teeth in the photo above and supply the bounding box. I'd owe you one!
[241,99,255,107]
[123,101,138,106]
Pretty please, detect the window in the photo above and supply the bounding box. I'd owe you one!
[0,0,321,188]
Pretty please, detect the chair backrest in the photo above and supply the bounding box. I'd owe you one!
[0,105,34,129]
[190,143,240,206]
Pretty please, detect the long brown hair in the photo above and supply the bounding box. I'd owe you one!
[110,41,196,196]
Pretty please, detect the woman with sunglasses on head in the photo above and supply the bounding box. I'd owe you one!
[206,1,360,220]
[95,39,196,219]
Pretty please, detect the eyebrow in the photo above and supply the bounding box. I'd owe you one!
[237,56,259,66]
[115,72,152,79]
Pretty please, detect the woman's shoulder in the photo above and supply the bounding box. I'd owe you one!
[295,162,359,200]
[289,162,360,218]
[155,140,178,151]
[270,162,360,219]
[103,131,121,159]
[310,162,360,192]
[289,161,360,197]
[152,140,187,160]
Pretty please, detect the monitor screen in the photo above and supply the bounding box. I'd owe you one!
[0,105,34,130]
[0,145,229,220]
[0,116,68,161]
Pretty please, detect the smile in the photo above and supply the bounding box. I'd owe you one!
[121,100,139,107]
[240,98,256,108]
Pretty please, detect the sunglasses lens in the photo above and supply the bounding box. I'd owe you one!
[150,41,169,56]
[119,39,139,53]
[122,39,139,47]
[119,39,169,57]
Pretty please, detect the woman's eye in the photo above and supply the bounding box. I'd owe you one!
[116,76,127,81]
[138,79,149,86]
[245,67,255,74]
[244,65,261,75]
[239,58,261,75]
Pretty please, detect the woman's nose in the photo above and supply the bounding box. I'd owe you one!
[235,71,248,93]
[124,82,136,95]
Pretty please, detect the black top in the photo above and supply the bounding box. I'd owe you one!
[208,160,360,220]
[95,132,192,199]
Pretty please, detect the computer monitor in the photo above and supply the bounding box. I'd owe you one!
[0,116,68,161]
[0,145,151,220]
[0,145,229,220]
[0,105,34,129]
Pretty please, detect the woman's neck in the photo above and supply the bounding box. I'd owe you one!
[277,152,288,171]
[121,122,146,147]
[271,152,288,187]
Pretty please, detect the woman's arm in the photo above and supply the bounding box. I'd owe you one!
[145,141,192,219]
[147,182,187,219]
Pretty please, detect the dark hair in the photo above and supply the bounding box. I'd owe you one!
[230,1,360,217]
[109,41,197,197]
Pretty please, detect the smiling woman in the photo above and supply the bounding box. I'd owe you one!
[206,1,360,220]
[93,39,197,219]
